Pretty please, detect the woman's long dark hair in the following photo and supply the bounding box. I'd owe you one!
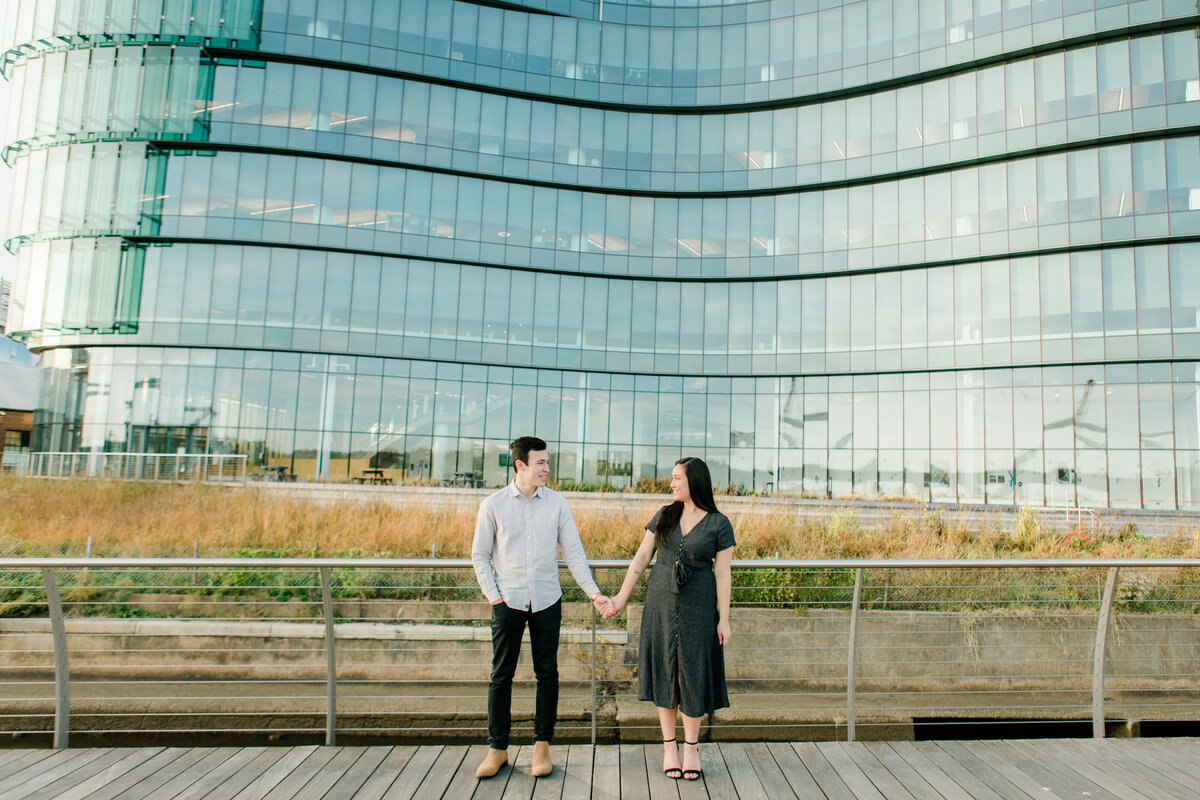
[654,457,720,552]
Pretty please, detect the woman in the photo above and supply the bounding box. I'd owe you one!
[607,457,734,781]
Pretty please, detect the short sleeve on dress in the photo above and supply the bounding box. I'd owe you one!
[645,507,664,533]
[716,514,736,551]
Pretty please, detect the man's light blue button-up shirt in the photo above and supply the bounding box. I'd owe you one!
[471,483,601,612]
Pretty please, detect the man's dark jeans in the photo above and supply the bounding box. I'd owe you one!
[487,599,561,750]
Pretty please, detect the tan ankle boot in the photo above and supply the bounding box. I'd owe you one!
[531,741,552,777]
[475,748,508,778]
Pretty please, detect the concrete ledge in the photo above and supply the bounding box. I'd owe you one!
[0,617,627,644]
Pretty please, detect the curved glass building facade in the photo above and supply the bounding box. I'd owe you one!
[3,0,1200,507]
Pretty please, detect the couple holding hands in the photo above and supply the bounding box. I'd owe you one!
[471,436,735,782]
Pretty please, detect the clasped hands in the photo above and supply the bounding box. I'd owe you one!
[593,595,625,619]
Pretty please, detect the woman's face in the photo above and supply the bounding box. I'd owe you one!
[670,464,691,503]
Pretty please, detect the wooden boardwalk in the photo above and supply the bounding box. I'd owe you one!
[1,738,1198,799]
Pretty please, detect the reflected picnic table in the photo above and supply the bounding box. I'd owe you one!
[353,468,393,485]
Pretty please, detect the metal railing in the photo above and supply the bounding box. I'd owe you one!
[23,452,249,481]
[0,450,31,473]
[1,557,1199,748]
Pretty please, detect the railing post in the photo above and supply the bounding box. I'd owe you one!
[590,602,597,746]
[1093,566,1120,739]
[320,567,337,746]
[847,567,864,742]
[41,568,70,749]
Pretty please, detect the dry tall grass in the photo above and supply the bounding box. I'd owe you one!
[2,476,1199,560]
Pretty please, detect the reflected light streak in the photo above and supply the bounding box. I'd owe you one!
[193,102,238,114]
[250,203,315,216]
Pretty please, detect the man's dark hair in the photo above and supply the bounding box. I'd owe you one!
[510,436,548,471]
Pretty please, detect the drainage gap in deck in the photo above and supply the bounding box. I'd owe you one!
[913,718,1094,740]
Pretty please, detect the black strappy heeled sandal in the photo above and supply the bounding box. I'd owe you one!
[662,738,682,779]
[682,740,703,781]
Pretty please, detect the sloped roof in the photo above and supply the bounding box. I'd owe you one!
[0,362,37,411]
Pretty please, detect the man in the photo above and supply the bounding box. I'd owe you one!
[471,436,613,779]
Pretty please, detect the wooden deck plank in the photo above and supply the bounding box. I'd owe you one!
[81,748,199,800]
[2,739,1195,800]
[290,747,375,800]
[170,746,269,800]
[877,743,975,800]
[591,744,621,800]
[814,741,887,800]
[998,739,1116,798]
[472,745,520,800]
[1008,738,1137,800]
[228,746,322,800]
[500,744,538,800]
[0,748,79,786]
[411,745,469,800]
[859,742,947,800]
[39,747,165,800]
[353,746,417,800]
[694,743,736,800]
[198,747,292,800]
[444,745,489,800]
[741,742,798,799]
[381,743,443,800]
[18,747,153,800]
[321,746,393,800]
[133,746,244,800]
[790,742,857,800]
[0,749,36,769]
[716,743,769,799]
[255,746,340,800]
[949,741,1064,800]
[106,747,219,800]
[642,744,680,800]
[145,748,253,796]
[906,742,1018,800]
[675,745,708,800]
[559,744,594,800]
[834,742,920,800]
[1149,737,1200,758]
[1125,738,1200,780]
[765,741,828,799]
[1036,739,1155,800]
[531,744,568,800]
[1086,740,1200,798]
[616,744,650,800]
[1,749,111,800]
[1068,740,1194,800]
[0,749,58,782]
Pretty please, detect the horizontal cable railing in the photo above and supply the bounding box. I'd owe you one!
[23,453,249,482]
[1,558,1199,748]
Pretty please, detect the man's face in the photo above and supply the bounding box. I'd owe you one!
[518,450,551,486]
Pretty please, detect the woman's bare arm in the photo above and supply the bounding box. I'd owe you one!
[611,531,657,613]
[715,546,733,645]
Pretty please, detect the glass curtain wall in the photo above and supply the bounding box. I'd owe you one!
[4,0,1199,509]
